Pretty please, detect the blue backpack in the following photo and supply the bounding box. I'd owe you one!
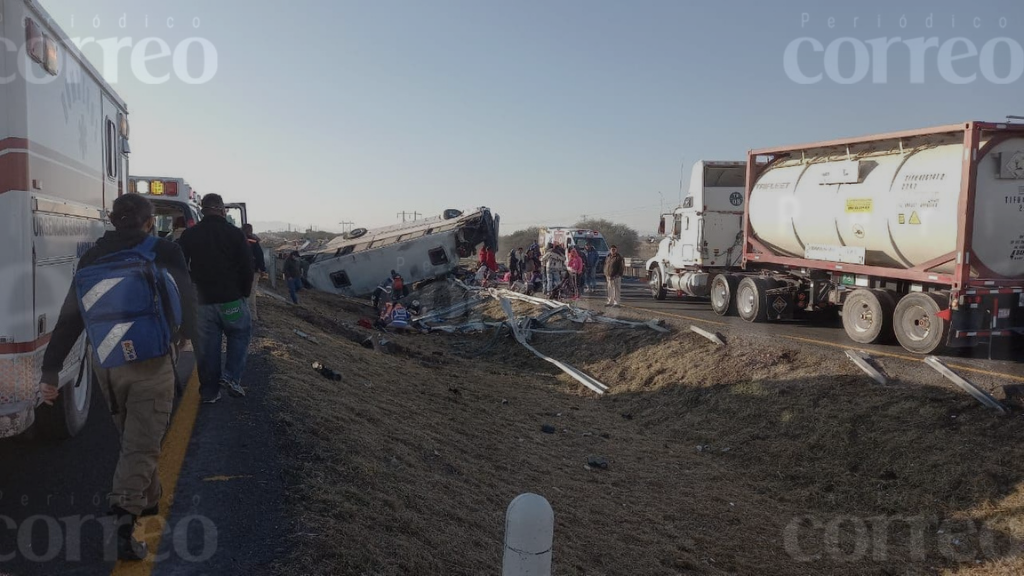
[74,236,183,369]
[390,306,410,329]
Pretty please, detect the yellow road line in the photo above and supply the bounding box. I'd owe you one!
[621,304,1024,383]
[112,369,201,576]
[777,334,1024,383]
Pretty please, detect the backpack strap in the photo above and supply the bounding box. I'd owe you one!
[132,235,159,261]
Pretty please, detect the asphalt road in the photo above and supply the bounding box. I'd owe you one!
[0,344,287,576]
[593,277,1024,380]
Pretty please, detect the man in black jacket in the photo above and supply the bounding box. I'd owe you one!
[39,194,198,561]
[178,194,254,403]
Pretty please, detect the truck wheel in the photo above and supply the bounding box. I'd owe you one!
[710,274,738,316]
[648,268,666,300]
[736,277,771,322]
[34,355,93,439]
[842,289,895,344]
[893,292,950,355]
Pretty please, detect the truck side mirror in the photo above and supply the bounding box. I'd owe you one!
[657,219,665,235]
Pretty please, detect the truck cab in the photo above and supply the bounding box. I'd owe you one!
[646,161,746,299]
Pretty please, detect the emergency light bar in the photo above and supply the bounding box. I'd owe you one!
[131,179,180,196]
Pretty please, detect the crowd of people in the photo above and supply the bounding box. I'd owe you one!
[470,242,626,306]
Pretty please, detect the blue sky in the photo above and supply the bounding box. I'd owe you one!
[42,0,1024,234]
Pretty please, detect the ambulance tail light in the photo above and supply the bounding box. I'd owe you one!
[150,181,164,195]
[165,181,178,196]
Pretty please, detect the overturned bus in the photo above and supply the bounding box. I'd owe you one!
[301,207,499,297]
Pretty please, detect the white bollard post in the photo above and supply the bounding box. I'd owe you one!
[502,493,554,576]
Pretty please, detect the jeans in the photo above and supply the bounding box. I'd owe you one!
[586,267,597,290]
[195,300,252,398]
[546,271,560,295]
[287,277,303,304]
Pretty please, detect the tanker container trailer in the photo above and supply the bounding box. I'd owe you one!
[710,121,1024,355]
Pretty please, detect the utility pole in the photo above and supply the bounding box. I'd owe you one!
[338,221,354,234]
[397,211,421,223]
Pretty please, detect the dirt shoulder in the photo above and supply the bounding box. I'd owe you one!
[254,280,1024,576]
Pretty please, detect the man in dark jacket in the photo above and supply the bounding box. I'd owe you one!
[283,251,303,304]
[603,244,625,307]
[178,194,254,403]
[242,224,266,321]
[39,194,197,561]
[507,248,519,283]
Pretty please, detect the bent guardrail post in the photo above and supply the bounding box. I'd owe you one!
[503,493,554,576]
[923,356,1008,415]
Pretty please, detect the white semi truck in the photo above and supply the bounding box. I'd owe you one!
[646,161,746,299]
[0,0,131,438]
[647,121,1024,355]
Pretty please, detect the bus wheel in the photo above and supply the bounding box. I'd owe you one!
[35,354,93,439]
[842,289,895,344]
[710,274,738,316]
[893,292,950,355]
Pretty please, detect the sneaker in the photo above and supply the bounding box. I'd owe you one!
[223,380,246,398]
[202,391,222,404]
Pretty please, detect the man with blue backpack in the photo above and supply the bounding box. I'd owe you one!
[39,193,197,561]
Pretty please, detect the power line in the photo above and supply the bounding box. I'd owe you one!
[397,211,421,223]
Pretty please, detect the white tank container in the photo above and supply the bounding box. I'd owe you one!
[748,134,1024,279]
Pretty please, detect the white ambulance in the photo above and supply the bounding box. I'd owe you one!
[0,0,131,438]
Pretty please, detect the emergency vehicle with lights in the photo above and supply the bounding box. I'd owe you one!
[538,227,610,273]
[0,0,131,438]
[128,176,248,237]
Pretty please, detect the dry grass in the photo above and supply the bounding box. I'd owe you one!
[255,281,1024,576]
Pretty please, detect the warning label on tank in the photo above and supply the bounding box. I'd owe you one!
[909,211,921,225]
[845,199,872,213]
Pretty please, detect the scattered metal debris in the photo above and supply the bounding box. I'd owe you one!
[923,356,1008,415]
[294,329,320,344]
[312,362,342,381]
[844,349,887,385]
[499,298,609,395]
[690,325,726,345]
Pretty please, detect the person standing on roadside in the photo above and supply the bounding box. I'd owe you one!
[242,224,266,322]
[178,194,254,403]
[584,244,600,293]
[604,244,625,307]
[284,251,304,304]
[39,194,197,561]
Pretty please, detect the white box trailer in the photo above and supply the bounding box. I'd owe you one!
[0,0,131,438]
